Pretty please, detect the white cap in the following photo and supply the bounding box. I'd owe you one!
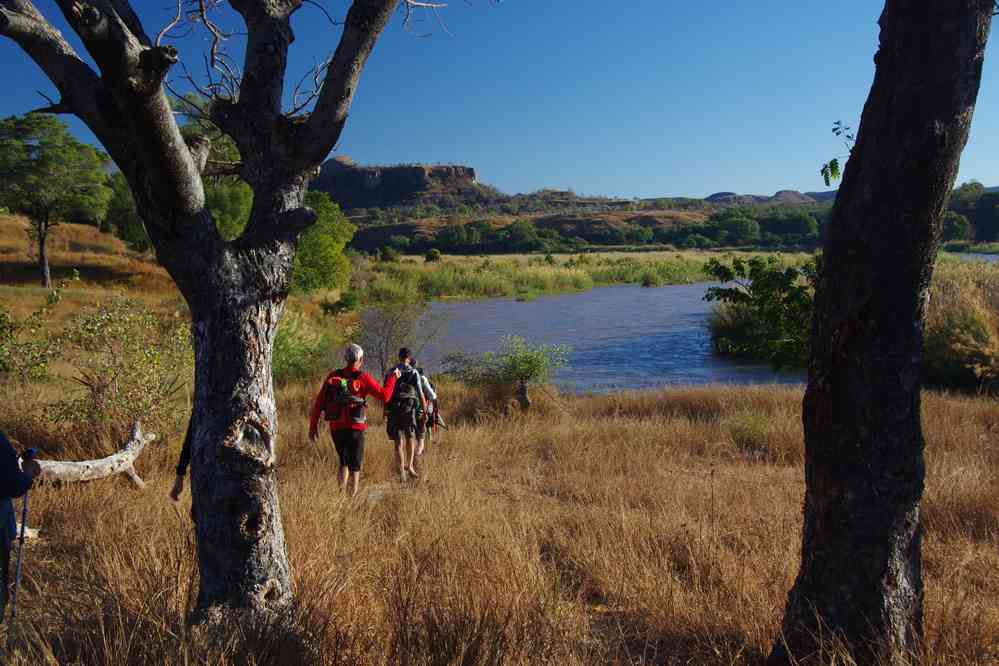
[344,344,364,364]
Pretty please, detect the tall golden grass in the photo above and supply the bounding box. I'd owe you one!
[0,381,995,665]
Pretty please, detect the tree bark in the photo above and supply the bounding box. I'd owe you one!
[165,178,307,620]
[37,220,50,288]
[770,3,993,665]
[186,295,291,619]
[515,380,531,411]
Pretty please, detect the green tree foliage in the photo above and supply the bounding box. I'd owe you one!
[942,211,972,241]
[425,248,442,263]
[54,297,192,447]
[948,180,985,215]
[444,335,570,410]
[971,191,999,242]
[0,114,112,286]
[704,255,817,370]
[292,191,356,292]
[206,180,254,241]
[106,172,149,251]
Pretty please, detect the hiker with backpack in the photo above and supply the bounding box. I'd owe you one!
[387,348,427,482]
[410,360,437,458]
[309,344,400,497]
[0,431,41,618]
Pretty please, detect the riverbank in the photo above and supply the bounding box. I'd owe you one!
[706,256,999,392]
[3,381,996,664]
[354,250,813,303]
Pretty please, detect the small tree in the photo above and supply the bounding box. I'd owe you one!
[704,255,816,370]
[0,114,112,286]
[358,300,449,377]
[444,335,569,410]
[293,192,356,293]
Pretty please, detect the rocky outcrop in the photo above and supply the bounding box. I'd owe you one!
[312,158,478,209]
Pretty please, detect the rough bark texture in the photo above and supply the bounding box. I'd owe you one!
[37,420,153,487]
[37,221,50,288]
[770,3,993,664]
[2,0,401,621]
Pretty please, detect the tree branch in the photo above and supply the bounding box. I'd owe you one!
[0,0,112,138]
[47,0,207,217]
[295,0,399,168]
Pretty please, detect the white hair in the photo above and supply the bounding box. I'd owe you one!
[344,344,364,364]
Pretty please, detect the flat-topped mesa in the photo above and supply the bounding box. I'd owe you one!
[312,157,478,210]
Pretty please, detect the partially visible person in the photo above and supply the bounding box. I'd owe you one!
[410,360,437,458]
[0,431,41,617]
[169,421,191,502]
[310,344,399,496]
[387,348,427,482]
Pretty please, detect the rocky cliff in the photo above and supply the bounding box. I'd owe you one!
[311,157,480,210]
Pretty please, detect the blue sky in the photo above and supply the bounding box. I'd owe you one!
[2,1,997,198]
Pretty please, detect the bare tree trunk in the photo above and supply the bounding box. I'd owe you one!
[187,295,291,618]
[168,179,307,619]
[515,380,530,411]
[37,221,50,288]
[770,2,993,664]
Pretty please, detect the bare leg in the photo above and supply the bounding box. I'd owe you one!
[395,438,407,482]
[416,434,426,458]
[349,471,360,497]
[338,465,349,493]
[405,435,418,477]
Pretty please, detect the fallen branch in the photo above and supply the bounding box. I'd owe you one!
[37,422,155,489]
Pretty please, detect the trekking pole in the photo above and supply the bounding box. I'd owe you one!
[10,447,36,628]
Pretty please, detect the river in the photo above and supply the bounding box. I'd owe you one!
[421,283,804,394]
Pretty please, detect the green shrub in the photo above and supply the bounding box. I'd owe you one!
[52,297,192,449]
[272,313,335,385]
[425,249,442,263]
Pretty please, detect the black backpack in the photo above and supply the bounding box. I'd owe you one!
[390,368,421,413]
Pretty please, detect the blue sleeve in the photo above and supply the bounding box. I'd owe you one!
[0,432,33,499]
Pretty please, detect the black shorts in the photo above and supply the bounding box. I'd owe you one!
[387,405,418,441]
[331,429,365,472]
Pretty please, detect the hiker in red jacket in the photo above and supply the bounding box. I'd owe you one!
[309,344,399,497]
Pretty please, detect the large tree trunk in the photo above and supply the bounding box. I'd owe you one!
[187,294,291,619]
[770,3,992,664]
[160,179,307,621]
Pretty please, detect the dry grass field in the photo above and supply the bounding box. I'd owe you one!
[0,382,995,665]
[2,215,997,664]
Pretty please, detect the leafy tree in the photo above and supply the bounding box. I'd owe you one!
[942,211,972,241]
[292,191,355,292]
[704,256,816,370]
[949,179,985,215]
[0,0,449,618]
[971,191,999,241]
[205,180,254,241]
[625,226,654,244]
[387,234,411,250]
[444,335,570,411]
[0,114,112,286]
[106,171,149,252]
[716,216,760,245]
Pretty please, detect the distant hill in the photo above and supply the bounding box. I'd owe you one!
[310,156,840,213]
[705,189,838,206]
[312,157,498,210]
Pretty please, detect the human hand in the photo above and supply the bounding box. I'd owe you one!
[393,368,402,378]
[21,458,41,479]
[309,429,318,444]
[169,475,185,502]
